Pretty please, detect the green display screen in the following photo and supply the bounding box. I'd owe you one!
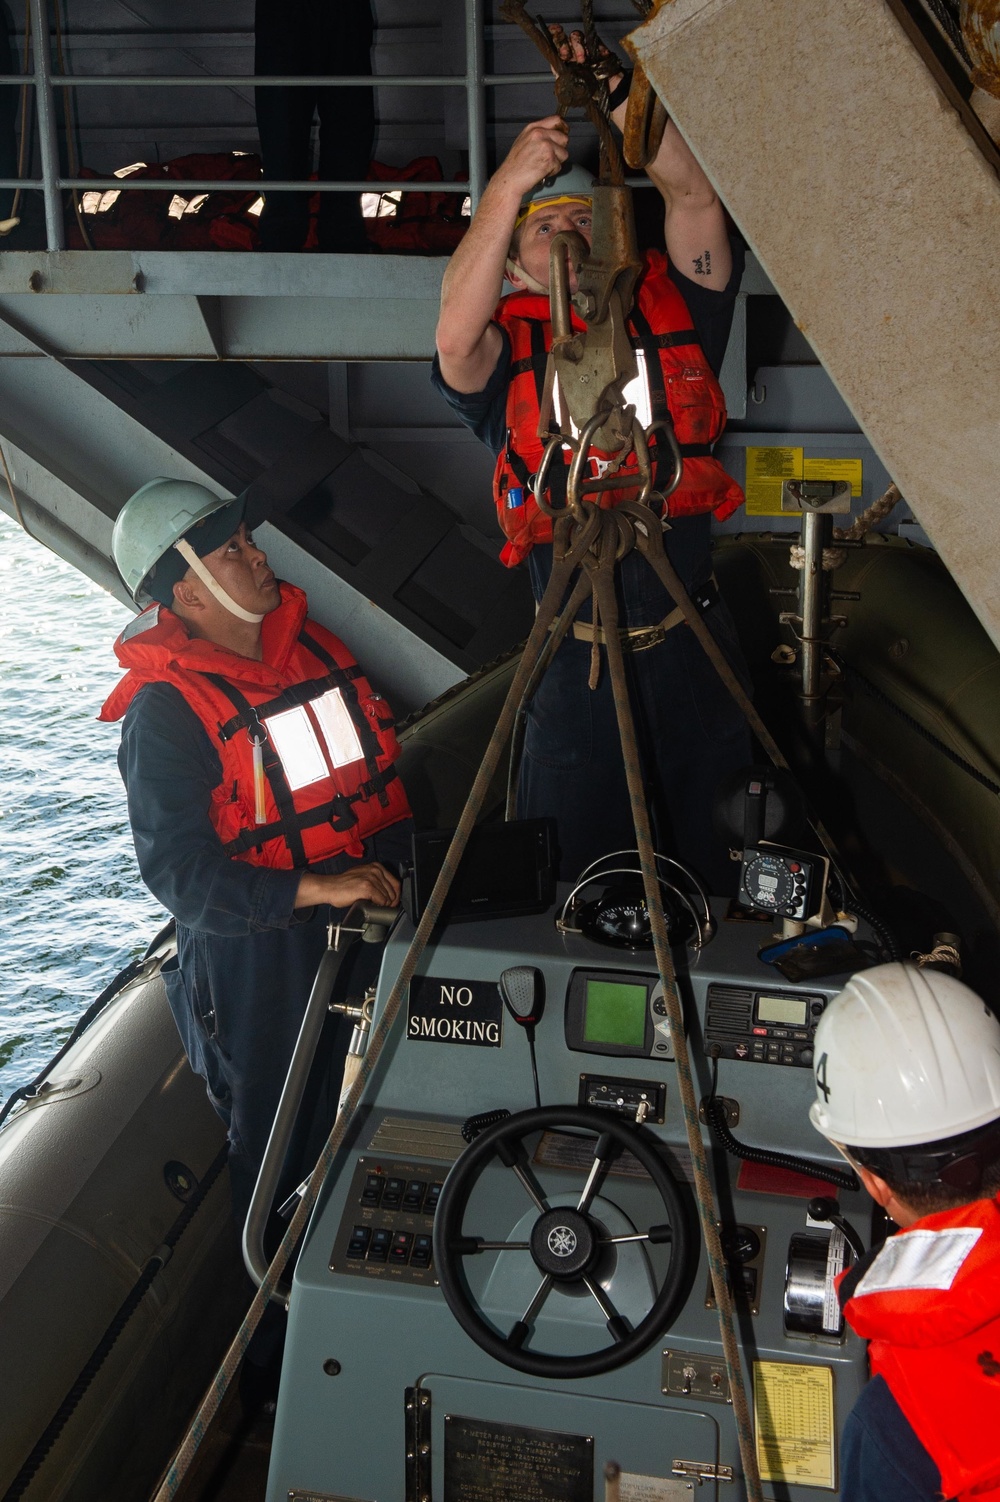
[583,980,648,1048]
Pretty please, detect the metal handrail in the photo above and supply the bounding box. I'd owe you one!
[0,73,550,87]
[6,0,560,250]
[0,178,473,192]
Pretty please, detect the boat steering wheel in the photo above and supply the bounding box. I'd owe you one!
[432,1106,692,1379]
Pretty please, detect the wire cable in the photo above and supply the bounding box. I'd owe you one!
[706,1059,858,1194]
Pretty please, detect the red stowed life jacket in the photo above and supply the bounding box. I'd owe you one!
[491,248,744,567]
[100,584,411,868]
[839,1195,1000,1501]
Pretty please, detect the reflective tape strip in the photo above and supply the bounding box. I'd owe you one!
[621,347,653,430]
[121,606,160,642]
[263,705,327,790]
[553,349,653,440]
[262,688,364,790]
[311,687,364,769]
[855,1226,982,1297]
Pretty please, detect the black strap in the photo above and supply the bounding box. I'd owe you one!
[528,319,550,417]
[220,766,399,858]
[512,325,699,367]
[203,673,308,867]
[216,672,339,742]
[629,326,698,351]
[298,628,391,808]
[509,352,543,379]
[627,303,712,488]
[504,441,532,490]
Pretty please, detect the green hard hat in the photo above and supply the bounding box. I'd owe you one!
[112,478,245,605]
[515,161,595,227]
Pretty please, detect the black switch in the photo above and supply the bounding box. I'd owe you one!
[423,1183,442,1215]
[367,1228,391,1262]
[361,1173,384,1207]
[346,1225,371,1260]
[382,1177,405,1208]
[390,1231,413,1264]
[402,1179,426,1212]
[410,1234,433,1268]
[738,1266,758,1300]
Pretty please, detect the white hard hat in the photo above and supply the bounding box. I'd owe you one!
[112,478,243,605]
[809,963,1000,1148]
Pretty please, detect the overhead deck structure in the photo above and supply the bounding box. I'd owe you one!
[0,0,947,710]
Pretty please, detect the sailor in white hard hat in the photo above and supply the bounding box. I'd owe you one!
[809,963,1000,1502]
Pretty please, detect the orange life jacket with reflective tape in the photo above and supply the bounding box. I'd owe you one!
[99,584,411,868]
[839,1196,1000,1501]
[492,249,744,567]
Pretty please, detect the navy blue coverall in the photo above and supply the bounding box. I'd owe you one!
[118,681,411,1220]
[431,240,752,892]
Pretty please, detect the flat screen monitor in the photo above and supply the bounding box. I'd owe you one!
[583,979,649,1049]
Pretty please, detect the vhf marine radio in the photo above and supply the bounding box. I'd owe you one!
[704,981,826,1068]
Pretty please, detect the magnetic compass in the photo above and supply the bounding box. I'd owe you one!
[577,882,695,950]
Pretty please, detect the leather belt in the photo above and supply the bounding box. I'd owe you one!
[567,576,719,653]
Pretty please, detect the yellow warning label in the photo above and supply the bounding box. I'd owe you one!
[754,1360,836,1490]
[744,449,864,516]
[745,446,802,517]
[802,456,863,497]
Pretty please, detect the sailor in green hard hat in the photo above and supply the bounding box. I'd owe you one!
[101,478,412,1231]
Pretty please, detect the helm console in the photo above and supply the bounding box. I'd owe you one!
[266,895,872,1501]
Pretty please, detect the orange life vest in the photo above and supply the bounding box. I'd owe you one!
[99,584,411,868]
[491,248,744,567]
[840,1196,1000,1500]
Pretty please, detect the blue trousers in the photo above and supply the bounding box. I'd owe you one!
[519,529,751,894]
[162,822,412,1221]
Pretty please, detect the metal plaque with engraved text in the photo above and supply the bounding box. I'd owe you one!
[443,1414,593,1502]
[288,1492,372,1502]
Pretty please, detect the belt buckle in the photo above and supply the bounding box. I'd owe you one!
[625,626,665,653]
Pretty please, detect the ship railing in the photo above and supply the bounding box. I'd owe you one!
[0,0,556,252]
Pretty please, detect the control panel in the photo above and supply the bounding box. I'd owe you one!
[329,1155,448,1286]
[577,1073,666,1124]
[270,899,869,1502]
[704,982,826,1067]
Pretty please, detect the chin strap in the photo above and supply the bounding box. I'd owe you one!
[506,256,548,295]
[173,537,267,624]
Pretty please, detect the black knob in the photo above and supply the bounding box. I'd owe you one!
[807,1196,840,1222]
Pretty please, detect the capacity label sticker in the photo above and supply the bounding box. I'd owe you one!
[407,975,503,1047]
[754,1360,836,1489]
[745,447,862,516]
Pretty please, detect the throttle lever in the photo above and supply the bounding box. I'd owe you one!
[808,1196,867,1261]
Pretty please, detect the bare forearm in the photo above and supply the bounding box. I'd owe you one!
[436,115,571,393]
[610,88,731,288]
[436,174,521,391]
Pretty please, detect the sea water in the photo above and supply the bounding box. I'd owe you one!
[0,514,166,1106]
